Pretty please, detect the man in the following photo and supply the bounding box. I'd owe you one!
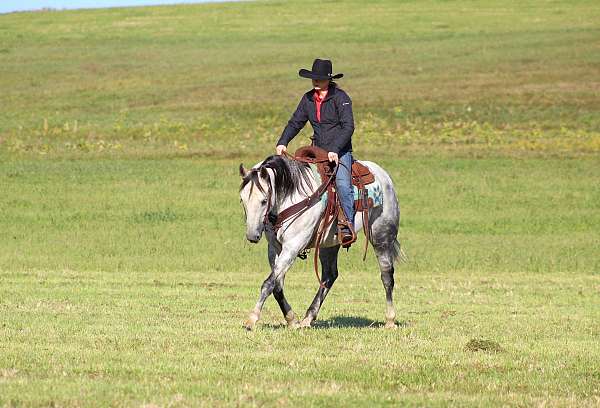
[276,58,356,245]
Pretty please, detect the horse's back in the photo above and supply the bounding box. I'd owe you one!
[319,159,399,248]
[357,159,399,214]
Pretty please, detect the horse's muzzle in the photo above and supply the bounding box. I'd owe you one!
[246,231,262,243]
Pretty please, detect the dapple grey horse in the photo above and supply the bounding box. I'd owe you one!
[239,154,405,330]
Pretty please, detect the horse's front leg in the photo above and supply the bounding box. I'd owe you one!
[268,240,299,328]
[244,245,300,331]
[273,285,300,328]
[300,245,340,327]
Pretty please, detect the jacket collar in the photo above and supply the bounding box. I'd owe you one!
[306,83,337,102]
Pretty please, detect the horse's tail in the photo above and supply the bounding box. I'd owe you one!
[391,238,408,264]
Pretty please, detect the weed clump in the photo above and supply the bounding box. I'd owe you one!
[465,338,504,353]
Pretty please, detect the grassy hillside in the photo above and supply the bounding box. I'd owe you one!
[1,0,599,157]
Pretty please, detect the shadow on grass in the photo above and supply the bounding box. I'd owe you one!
[313,315,380,329]
[314,316,410,329]
[261,315,408,330]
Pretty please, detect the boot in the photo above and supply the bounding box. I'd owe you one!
[341,223,356,248]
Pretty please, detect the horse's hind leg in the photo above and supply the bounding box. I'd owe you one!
[300,245,340,328]
[374,244,397,329]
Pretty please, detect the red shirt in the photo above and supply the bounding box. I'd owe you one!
[314,90,328,122]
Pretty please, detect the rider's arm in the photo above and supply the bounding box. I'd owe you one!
[332,92,355,154]
[276,97,308,148]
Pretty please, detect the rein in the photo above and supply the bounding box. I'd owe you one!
[272,151,337,229]
[265,151,338,288]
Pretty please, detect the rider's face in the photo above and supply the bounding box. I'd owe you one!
[312,79,330,91]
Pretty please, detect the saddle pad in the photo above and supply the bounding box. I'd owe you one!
[309,163,383,208]
[353,182,383,208]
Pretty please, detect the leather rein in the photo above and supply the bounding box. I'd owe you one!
[262,151,339,288]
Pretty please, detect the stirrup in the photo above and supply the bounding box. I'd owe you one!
[340,226,357,248]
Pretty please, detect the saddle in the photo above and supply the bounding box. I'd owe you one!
[294,146,375,255]
[295,146,375,187]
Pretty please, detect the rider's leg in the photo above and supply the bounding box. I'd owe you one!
[335,151,355,230]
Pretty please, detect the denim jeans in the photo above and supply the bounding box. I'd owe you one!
[336,151,355,227]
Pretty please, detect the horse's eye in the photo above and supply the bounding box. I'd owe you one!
[261,199,268,205]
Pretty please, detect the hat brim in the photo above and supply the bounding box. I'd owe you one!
[298,69,343,80]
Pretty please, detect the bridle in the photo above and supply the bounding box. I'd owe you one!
[241,169,275,240]
[262,179,275,230]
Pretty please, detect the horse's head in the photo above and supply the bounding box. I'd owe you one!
[239,163,272,243]
[239,155,314,243]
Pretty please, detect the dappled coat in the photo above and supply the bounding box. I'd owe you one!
[277,83,354,155]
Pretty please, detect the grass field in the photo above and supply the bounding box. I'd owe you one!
[1,0,600,406]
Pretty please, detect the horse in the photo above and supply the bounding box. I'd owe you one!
[238,152,405,330]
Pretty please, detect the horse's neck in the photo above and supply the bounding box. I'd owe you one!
[274,169,321,214]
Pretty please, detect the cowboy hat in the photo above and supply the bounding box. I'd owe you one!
[298,58,344,80]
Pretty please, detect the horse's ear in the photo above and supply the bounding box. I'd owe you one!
[239,164,248,178]
[260,167,269,180]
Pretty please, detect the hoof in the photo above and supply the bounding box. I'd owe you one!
[285,312,300,329]
[384,320,397,329]
[244,313,259,331]
[299,317,313,328]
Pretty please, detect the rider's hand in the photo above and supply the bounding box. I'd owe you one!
[328,151,339,164]
[276,145,287,155]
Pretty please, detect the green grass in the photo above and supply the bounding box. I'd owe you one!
[1,0,600,406]
[1,157,599,406]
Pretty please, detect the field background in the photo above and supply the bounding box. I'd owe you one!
[1,0,599,406]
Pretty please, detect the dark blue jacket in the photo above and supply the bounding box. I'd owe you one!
[277,84,354,154]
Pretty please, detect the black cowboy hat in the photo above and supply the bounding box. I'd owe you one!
[299,58,343,80]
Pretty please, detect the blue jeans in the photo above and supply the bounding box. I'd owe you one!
[335,151,355,227]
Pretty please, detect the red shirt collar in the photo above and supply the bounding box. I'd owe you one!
[314,90,328,122]
[314,89,328,101]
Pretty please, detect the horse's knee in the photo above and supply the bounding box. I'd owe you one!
[260,275,276,293]
[273,276,286,297]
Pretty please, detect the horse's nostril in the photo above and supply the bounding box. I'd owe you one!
[247,234,260,243]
